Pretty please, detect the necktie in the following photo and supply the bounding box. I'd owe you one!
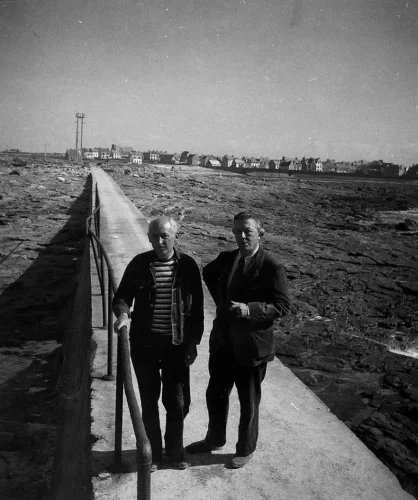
[228,257,245,299]
[234,257,245,279]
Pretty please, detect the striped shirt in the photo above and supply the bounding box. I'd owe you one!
[151,258,175,335]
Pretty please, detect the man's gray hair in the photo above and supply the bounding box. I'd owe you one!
[148,216,179,235]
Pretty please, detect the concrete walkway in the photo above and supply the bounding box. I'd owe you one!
[89,167,413,500]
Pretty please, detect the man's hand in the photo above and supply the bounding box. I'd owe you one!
[229,301,250,318]
[185,342,197,367]
[114,313,131,334]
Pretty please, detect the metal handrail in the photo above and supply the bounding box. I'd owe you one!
[87,194,152,500]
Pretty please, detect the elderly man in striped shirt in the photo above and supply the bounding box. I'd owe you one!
[113,216,204,471]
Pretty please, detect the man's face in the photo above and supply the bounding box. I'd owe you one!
[232,218,260,256]
[148,220,176,260]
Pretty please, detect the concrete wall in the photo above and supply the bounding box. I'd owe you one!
[49,237,92,500]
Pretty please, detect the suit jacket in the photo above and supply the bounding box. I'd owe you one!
[203,247,291,366]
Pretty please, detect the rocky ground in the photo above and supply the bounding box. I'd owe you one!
[107,163,418,497]
[0,159,90,499]
[0,160,417,498]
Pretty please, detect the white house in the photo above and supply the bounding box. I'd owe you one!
[207,158,221,168]
[130,153,143,164]
[84,148,99,159]
[110,147,122,159]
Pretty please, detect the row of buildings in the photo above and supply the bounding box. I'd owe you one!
[65,146,415,177]
[66,145,181,165]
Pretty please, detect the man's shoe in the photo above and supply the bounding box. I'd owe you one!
[186,440,223,454]
[163,451,190,470]
[230,453,253,469]
[173,460,190,470]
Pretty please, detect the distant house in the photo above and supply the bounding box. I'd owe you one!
[221,155,235,168]
[207,158,221,168]
[323,160,356,173]
[130,153,143,164]
[110,146,122,159]
[143,151,160,162]
[172,153,181,164]
[269,160,281,170]
[259,157,270,169]
[201,155,220,167]
[241,157,260,168]
[200,155,210,167]
[232,158,245,168]
[98,148,110,160]
[383,163,406,177]
[399,165,409,176]
[159,153,180,164]
[180,151,189,163]
[187,154,200,166]
[315,159,323,172]
[276,157,302,172]
[65,149,78,161]
[305,158,322,172]
[291,158,302,171]
[249,158,261,168]
[120,147,134,158]
[405,164,418,178]
[356,160,404,177]
[84,148,99,159]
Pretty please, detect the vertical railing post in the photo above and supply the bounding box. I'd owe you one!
[137,452,151,500]
[90,236,103,295]
[118,328,152,500]
[100,247,107,327]
[114,337,123,465]
[95,186,100,237]
[94,205,99,238]
[102,271,115,381]
[94,190,107,328]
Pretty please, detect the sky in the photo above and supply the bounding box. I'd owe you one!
[1,0,417,164]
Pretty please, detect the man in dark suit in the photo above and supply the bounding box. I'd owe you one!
[186,211,291,468]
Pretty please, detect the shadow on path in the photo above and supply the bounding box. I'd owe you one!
[90,449,235,476]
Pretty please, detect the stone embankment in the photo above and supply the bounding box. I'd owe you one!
[0,162,91,500]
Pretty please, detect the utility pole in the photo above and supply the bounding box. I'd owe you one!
[80,115,84,157]
[75,113,85,165]
[75,116,79,163]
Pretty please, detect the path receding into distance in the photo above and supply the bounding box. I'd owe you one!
[89,166,413,500]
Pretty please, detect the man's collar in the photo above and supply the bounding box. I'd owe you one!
[239,244,260,261]
[152,248,176,262]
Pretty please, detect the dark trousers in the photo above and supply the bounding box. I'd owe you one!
[130,337,190,462]
[205,346,267,456]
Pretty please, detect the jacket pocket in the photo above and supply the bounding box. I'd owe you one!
[250,328,275,361]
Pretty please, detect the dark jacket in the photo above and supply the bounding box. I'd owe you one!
[203,247,290,366]
[113,249,204,347]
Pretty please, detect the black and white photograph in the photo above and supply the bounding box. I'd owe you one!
[0,1,417,499]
